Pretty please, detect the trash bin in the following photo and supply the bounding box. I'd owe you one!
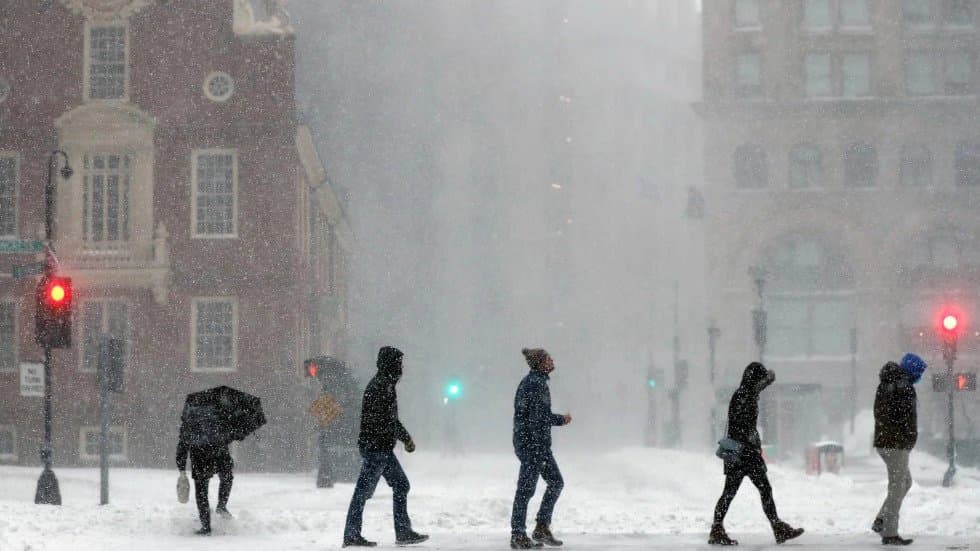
[805,441,844,475]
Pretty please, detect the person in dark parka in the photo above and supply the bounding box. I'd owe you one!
[709,362,803,546]
[176,434,233,535]
[871,353,926,546]
[510,348,572,549]
[343,347,428,548]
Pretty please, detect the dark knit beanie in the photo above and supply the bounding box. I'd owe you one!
[522,348,550,371]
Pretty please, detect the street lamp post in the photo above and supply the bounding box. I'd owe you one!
[749,266,769,444]
[708,324,721,442]
[35,150,72,506]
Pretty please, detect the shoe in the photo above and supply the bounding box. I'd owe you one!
[195,527,211,536]
[871,518,883,533]
[342,535,377,547]
[215,506,233,519]
[396,531,429,545]
[882,536,913,546]
[511,532,544,549]
[708,524,738,546]
[532,523,563,546]
[772,520,804,544]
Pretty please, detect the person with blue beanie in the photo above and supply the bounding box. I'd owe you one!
[871,353,926,546]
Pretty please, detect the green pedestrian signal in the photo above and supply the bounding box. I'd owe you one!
[444,380,462,400]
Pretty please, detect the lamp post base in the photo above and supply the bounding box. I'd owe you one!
[35,467,61,505]
[942,465,956,488]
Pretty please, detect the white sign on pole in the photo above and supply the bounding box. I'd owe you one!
[20,362,44,397]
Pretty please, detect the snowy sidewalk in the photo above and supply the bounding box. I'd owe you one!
[1,448,979,550]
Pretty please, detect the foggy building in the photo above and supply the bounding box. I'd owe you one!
[0,0,351,470]
[699,0,980,457]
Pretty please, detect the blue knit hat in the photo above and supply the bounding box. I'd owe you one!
[900,353,927,384]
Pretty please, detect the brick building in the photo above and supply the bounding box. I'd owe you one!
[0,0,351,471]
[698,0,980,456]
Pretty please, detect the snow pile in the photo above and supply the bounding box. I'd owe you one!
[1,448,979,549]
[233,0,293,36]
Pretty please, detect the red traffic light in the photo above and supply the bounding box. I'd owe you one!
[943,314,958,332]
[936,305,965,339]
[42,277,72,307]
[49,283,66,303]
[957,373,968,391]
[304,359,319,378]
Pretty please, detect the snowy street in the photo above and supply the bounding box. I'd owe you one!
[2,448,978,550]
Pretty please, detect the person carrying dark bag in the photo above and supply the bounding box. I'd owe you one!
[709,362,804,546]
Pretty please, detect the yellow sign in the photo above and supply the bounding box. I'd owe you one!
[309,394,342,427]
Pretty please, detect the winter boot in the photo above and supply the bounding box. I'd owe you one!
[532,523,563,546]
[881,536,913,546]
[215,506,233,519]
[871,518,883,533]
[195,527,211,536]
[342,535,378,547]
[511,532,544,549]
[708,524,738,546]
[396,531,430,546]
[772,521,804,544]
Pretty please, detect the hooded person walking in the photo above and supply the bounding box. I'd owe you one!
[871,353,926,546]
[510,348,572,549]
[342,347,428,547]
[709,362,804,546]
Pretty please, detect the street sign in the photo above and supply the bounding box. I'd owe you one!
[0,240,44,253]
[12,262,46,279]
[20,362,44,397]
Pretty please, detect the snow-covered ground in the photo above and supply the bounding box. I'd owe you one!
[1,448,979,550]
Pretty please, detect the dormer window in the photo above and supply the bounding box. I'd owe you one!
[86,24,128,101]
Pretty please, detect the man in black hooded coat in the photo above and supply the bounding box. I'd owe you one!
[343,347,428,547]
[709,362,804,546]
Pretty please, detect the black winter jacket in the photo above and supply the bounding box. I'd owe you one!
[874,361,918,450]
[726,362,774,452]
[357,347,412,453]
[513,370,565,459]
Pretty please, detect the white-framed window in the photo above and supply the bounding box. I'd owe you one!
[903,0,935,28]
[0,154,18,238]
[841,52,871,96]
[906,51,937,95]
[839,0,871,29]
[804,53,833,97]
[944,0,975,27]
[789,144,823,188]
[79,426,127,461]
[0,301,16,373]
[900,144,933,187]
[734,144,768,189]
[803,0,872,32]
[843,142,878,187]
[0,426,16,461]
[735,52,763,99]
[944,50,974,95]
[734,0,761,29]
[191,297,238,372]
[203,72,235,102]
[803,0,833,31]
[955,142,980,186]
[82,153,132,243]
[192,150,238,238]
[85,23,128,101]
[79,300,130,373]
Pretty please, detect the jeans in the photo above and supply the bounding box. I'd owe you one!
[876,448,912,538]
[511,452,564,533]
[344,451,412,539]
[713,457,778,526]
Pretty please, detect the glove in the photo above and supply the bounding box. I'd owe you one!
[177,471,189,504]
[404,439,416,453]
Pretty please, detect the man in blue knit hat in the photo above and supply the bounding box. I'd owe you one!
[871,353,926,546]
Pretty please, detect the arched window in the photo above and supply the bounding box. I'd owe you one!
[843,142,877,188]
[764,237,854,358]
[734,144,768,189]
[900,144,932,187]
[789,144,822,188]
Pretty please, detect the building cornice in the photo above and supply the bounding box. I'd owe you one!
[60,0,151,20]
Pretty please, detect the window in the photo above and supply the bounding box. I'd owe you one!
[80,300,129,372]
[735,52,763,99]
[944,50,973,95]
[192,150,238,237]
[82,153,131,243]
[803,0,832,30]
[840,0,871,28]
[0,427,15,460]
[203,72,235,102]
[192,298,237,372]
[86,25,127,101]
[805,53,833,96]
[900,145,933,187]
[80,426,126,461]
[0,77,9,104]
[0,302,15,373]
[903,0,936,26]
[841,53,871,96]
[944,0,975,26]
[734,144,768,189]
[906,51,936,95]
[843,142,877,187]
[0,155,16,237]
[735,0,761,28]
[790,145,822,188]
[955,142,980,186]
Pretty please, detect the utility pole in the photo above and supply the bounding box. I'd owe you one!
[708,324,721,443]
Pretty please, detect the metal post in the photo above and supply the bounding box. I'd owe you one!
[708,325,721,442]
[316,377,333,488]
[849,328,858,435]
[44,150,71,242]
[942,338,957,487]
[749,266,770,444]
[98,335,112,505]
[35,346,60,505]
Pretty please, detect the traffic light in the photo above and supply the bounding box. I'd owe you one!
[937,307,964,363]
[35,276,72,348]
[956,373,976,392]
[444,379,462,401]
[304,358,320,379]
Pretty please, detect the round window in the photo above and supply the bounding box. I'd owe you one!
[0,78,10,104]
[203,72,234,102]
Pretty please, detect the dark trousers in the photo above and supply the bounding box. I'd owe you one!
[193,468,233,531]
[344,451,412,539]
[511,452,564,534]
[713,460,778,526]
